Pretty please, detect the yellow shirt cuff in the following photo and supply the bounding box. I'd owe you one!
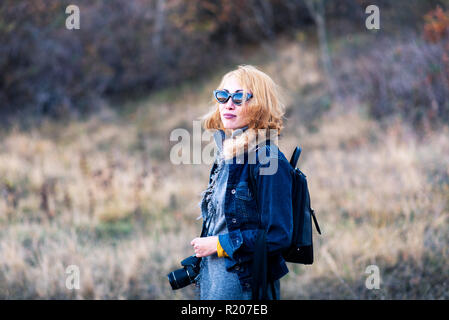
[217,239,229,258]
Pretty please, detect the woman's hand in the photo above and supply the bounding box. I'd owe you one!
[190,236,218,258]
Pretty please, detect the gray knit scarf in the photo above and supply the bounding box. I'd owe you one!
[197,148,226,230]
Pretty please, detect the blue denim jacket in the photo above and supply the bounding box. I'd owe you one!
[201,127,294,292]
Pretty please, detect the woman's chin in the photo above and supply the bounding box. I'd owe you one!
[222,119,240,129]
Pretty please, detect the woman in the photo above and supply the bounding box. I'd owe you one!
[191,65,294,300]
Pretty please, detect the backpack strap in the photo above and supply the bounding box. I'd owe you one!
[251,229,268,300]
[289,146,302,169]
[248,161,276,300]
[311,208,322,235]
[248,164,260,218]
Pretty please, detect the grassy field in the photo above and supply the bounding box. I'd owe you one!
[0,35,448,299]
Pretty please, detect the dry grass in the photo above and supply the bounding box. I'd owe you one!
[0,37,448,299]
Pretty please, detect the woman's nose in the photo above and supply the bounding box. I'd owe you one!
[225,99,235,109]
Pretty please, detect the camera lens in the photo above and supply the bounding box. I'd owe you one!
[167,268,192,290]
[168,255,201,290]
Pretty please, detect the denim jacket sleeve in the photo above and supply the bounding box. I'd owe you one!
[218,155,294,263]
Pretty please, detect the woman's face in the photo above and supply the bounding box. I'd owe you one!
[219,76,252,130]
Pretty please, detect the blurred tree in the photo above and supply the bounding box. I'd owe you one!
[304,0,340,102]
[2,0,446,128]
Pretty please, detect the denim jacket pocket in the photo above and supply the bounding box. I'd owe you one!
[234,182,258,222]
[235,181,253,201]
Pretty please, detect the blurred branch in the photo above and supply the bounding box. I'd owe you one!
[304,0,340,103]
[251,0,275,39]
[152,0,166,50]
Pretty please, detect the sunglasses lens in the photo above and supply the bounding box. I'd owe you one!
[215,91,229,103]
[232,92,244,105]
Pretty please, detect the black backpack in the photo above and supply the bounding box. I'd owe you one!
[282,146,321,264]
[248,146,322,299]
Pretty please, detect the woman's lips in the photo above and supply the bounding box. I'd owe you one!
[223,113,236,119]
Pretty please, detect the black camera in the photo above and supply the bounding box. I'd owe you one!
[167,255,202,290]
